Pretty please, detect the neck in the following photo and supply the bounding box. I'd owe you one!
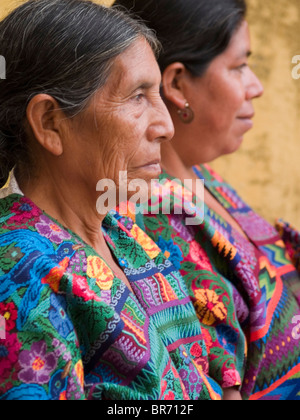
[161,141,197,181]
[17,165,107,251]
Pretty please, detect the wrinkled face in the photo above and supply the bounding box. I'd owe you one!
[174,21,264,165]
[63,38,174,201]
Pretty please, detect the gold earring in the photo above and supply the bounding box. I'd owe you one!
[177,102,194,124]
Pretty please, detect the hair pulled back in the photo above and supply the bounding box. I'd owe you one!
[0,0,159,187]
[115,0,247,76]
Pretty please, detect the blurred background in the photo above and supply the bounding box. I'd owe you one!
[1,0,300,229]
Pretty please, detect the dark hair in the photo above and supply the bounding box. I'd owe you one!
[0,0,159,187]
[115,0,247,75]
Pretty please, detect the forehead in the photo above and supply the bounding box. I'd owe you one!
[225,20,251,60]
[106,38,161,93]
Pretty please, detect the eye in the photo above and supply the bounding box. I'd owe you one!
[132,93,145,103]
[236,63,248,73]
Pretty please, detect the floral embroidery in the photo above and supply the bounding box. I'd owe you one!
[18,341,57,385]
[36,215,71,244]
[0,195,224,401]
[87,256,114,291]
[0,333,21,382]
[9,199,41,225]
[42,257,70,293]
[118,257,128,268]
[157,236,183,270]
[130,224,161,259]
[0,302,17,331]
[193,289,228,326]
[139,164,300,399]
[72,273,102,302]
[223,370,242,388]
[190,342,203,358]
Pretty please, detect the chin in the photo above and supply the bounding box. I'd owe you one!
[224,135,244,155]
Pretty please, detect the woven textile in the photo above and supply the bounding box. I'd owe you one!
[0,194,222,400]
[139,164,300,400]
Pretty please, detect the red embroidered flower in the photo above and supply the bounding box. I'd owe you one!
[190,342,203,358]
[0,302,18,331]
[0,333,22,381]
[9,199,42,225]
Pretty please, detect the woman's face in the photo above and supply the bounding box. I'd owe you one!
[63,38,174,200]
[171,21,264,166]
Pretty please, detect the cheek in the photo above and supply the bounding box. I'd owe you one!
[200,74,245,129]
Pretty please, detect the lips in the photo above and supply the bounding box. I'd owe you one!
[143,159,161,167]
[236,114,254,131]
[137,159,162,176]
[237,112,255,120]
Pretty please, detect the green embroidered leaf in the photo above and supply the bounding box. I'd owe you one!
[155,213,169,226]
[181,261,197,272]
[143,217,160,231]
[173,236,190,257]
[160,228,172,242]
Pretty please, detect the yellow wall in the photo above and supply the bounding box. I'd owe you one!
[1,0,300,230]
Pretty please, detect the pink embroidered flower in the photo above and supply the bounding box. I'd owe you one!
[9,199,42,225]
[222,370,242,388]
[18,341,57,384]
[36,215,71,244]
[0,333,22,381]
[72,273,102,302]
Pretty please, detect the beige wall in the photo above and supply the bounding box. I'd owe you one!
[1,0,299,229]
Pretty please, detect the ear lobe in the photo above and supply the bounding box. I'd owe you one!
[26,94,64,157]
[161,63,188,109]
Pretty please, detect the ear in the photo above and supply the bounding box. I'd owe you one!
[26,94,65,156]
[161,62,190,109]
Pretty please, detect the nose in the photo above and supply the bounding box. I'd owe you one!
[246,68,264,100]
[149,97,175,144]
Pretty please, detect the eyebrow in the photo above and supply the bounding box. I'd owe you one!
[129,80,162,95]
[234,50,252,62]
[136,81,161,90]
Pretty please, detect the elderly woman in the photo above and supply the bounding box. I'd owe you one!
[115,0,300,400]
[0,0,226,401]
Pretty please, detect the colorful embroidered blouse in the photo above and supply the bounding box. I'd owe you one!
[138,164,300,400]
[0,193,223,401]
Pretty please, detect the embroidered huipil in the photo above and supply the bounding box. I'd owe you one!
[0,193,222,400]
[138,164,300,400]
